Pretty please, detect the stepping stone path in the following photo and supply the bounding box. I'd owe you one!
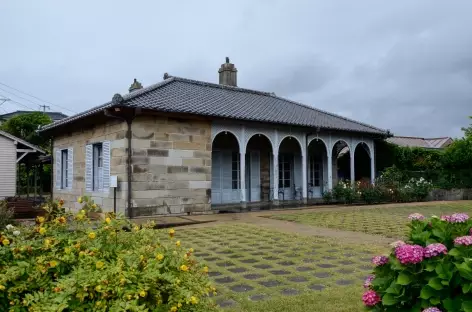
[263,256,279,261]
[317,263,336,268]
[339,260,355,265]
[259,280,283,288]
[338,268,354,274]
[215,276,235,284]
[216,299,237,308]
[309,284,325,291]
[336,279,354,286]
[240,258,259,264]
[228,267,248,273]
[270,270,290,275]
[195,252,210,257]
[250,294,267,301]
[253,264,272,269]
[208,271,223,277]
[278,260,295,266]
[204,257,221,262]
[216,261,235,267]
[244,273,265,280]
[281,288,300,296]
[296,266,312,272]
[288,276,308,283]
[230,284,254,292]
[314,272,331,278]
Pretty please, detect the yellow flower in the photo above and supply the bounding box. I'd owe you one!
[190,296,199,305]
[177,302,182,308]
[57,216,66,224]
[203,266,209,273]
[95,285,101,292]
[133,226,140,232]
[64,247,71,254]
[96,261,105,269]
[0,285,5,291]
[105,217,111,224]
[139,290,146,297]
[88,232,96,239]
[95,301,102,307]
[120,278,126,285]
[127,295,132,300]
[170,307,177,312]
[180,264,188,272]
[2,238,10,246]
[49,260,57,268]
[176,241,181,247]
[77,197,83,203]
[140,255,145,261]
[37,216,45,224]
[156,253,164,261]
[39,227,46,235]
[189,248,194,253]
[92,203,97,209]
[169,228,175,237]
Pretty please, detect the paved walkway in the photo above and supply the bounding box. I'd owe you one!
[135,201,471,247]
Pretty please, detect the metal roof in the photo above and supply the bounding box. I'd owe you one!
[387,136,452,149]
[40,76,388,135]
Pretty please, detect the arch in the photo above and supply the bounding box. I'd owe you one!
[278,135,303,152]
[331,139,351,156]
[307,137,329,153]
[246,133,275,152]
[354,141,372,159]
[212,130,241,151]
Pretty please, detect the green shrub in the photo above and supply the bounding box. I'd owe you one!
[0,201,15,231]
[358,183,384,204]
[333,180,359,204]
[363,212,472,311]
[322,190,333,203]
[0,202,217,311]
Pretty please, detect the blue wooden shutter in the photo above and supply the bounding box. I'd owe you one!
[67,147,73,190]
[55,149,61,189]
[85,144,93,192]
[102,141,111,190]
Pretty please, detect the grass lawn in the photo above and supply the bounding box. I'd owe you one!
[268,201,472,239]
[174,224,387,312]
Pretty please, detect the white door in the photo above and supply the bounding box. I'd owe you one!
[250,151,260,202]
[279,154,293,200]
[309,156,323,198]
[211,151,222,204]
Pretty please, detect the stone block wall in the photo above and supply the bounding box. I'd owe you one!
[53,120,128,213]
[129,115,212,216]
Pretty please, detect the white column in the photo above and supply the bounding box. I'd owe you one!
[370,143,375,184]
[240,151,246,203]
[302,154,307,201]
[273,152,279,201]
[350,149,355,185]
[327,152,333,190]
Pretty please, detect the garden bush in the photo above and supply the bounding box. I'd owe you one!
[0,199,217,312]
[0,200,15,231]
[363,212,472,311]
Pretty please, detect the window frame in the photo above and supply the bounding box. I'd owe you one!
[60,149,68,189]
[92,143,104,191]
[278,154,293,189]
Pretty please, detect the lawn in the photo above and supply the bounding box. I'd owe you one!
[174,224,386,312]
[268,201,472,239]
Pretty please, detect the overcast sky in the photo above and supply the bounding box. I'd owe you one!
[1,1,471,138]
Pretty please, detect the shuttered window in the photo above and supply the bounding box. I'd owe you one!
[85,141,110,193]
[55,147,73,190]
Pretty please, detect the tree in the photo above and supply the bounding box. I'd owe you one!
[0,112,52,149]
[461,116,472,138]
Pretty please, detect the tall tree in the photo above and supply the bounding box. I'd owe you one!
[461,116,472,138]
[0,112,52,149]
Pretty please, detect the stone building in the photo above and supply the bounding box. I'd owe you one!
[39,58,389,216]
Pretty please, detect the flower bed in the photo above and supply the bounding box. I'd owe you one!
[363,212,472,311]
[0,199,217,311]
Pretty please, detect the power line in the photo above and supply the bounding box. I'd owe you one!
[0,94,37,111]
[0,81,77,114]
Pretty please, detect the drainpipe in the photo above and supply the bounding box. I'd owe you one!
[103,106,135,218]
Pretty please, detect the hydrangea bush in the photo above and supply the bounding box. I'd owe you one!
[362,212,472,311]
[0,201,217,311]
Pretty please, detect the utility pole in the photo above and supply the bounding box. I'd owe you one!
[39,104,50,112]
[0,97,10,106]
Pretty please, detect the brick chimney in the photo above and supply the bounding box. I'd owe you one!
[218,57,237,87]
[129,78,143,93]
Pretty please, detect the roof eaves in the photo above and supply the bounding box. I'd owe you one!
[0,130,46,154]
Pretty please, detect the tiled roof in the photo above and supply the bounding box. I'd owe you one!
[387,136,452,149]
[40,77,388,135]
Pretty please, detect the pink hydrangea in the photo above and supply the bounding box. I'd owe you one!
[390,240,406,248]
[372,255,389,266]
[395,244,424,264]
[424,243,447,258]
[363,275,375,289]
[450,213,469,223]
[440,215,451,222]
[408,213,425,221]
[423,308,442,312]
[454,235,472,246]
[362,290,381,307]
